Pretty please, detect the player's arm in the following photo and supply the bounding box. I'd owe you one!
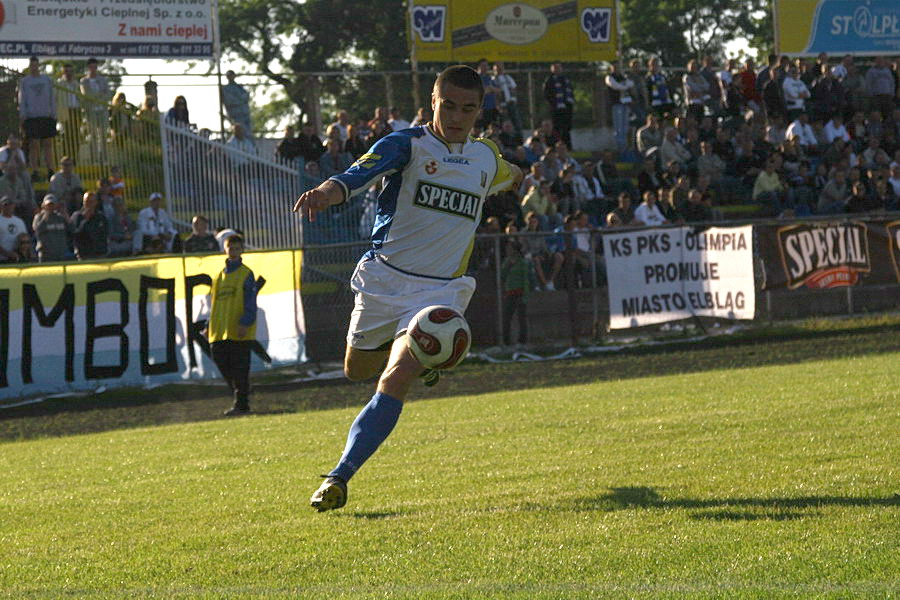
[294,134,411,221]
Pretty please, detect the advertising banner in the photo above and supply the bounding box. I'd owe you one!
[757,218,900,289]
[0,249,304,402]
[411,0,617,63]
[0,0,218,58]
[775,0,900,56]
[603,226,755,329]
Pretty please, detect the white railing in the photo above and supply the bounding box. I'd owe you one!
[160,120,305,248]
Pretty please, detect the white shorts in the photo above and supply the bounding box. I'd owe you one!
[346,255,476,350]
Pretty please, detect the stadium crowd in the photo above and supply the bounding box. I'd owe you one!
[3,54,900,277]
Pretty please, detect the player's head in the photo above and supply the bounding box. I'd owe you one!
[431,65,483,143]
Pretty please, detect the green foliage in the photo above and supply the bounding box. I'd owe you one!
[620,0,772,67]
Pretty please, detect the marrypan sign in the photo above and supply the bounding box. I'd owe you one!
[485,3,548,45]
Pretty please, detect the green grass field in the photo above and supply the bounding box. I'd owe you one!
[1,322,898,599]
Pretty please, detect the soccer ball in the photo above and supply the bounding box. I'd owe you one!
[407,305,472,370]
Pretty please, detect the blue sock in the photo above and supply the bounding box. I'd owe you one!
[329,392,403,482]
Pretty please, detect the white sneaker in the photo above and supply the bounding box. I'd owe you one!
[545,282,556,291]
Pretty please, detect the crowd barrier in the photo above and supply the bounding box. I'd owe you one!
[301,214,900,361]
[0,250,305,403]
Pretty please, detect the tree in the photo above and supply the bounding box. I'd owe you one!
[620,0,772,68]
[218,0,408,129]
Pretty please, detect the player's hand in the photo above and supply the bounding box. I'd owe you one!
[293,188,333,222]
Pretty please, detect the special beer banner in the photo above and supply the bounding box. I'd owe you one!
[0,0,218,58]
[411,0,617,63]
[603,225,756,329]
[758,218,900,290]
[0,250,304,402]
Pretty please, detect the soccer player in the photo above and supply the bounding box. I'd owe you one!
[294,65,522,511]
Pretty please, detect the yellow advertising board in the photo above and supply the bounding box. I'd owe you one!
[411,0,617,63]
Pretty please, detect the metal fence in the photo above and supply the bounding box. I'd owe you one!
[160,120,306,246]
[300,215,900,362]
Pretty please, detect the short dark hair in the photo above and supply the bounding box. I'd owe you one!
[434,65,484,99]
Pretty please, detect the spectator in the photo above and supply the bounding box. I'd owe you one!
[71,191,109,260]
[572,160,604,220]
[32,194,71,262]
[330,110,351,143]
[226,123,257,167]
[534,118,561,150]
[221,70,253,134]
[627,59,649,125]
[681,188,712,222]
[646,57,674,117]
[410,107,430,127]
[387,107,410,132]
[697,140,727,182]
[366,107,392,146]
[606,62,635,152]
[0,133,27,173]
[637,156,663,197]
[737,58,762,113]
[0,196,28,263]
[106,197,139,257]
[109,165,125,200]
[657,187,683,222]
[785,112,818,152]
[318,139,354,179]
[753,158,789,213]
[762,67,786,119]
[659,127,692,169]
[861,137,890,171]
[866,109,885,140]
[296,123,326,164]
[18,56,57,180]
[810,63,843,121]
[184,215,220,253]
[716,58,737,105]
[552,165,578,215]
[865,56,895,118]
[498,120,523,153]
[108,91,131,144]
[56,63,82,159]
[824,114,851,143]
[611,192,636,225]
[831,54,852,80]
[633,190,668,227]
[520,162,544,197]
[14,233,36,263]
[521,180,558,230]
[94,177,117,222]
[817,169,850,214]
[500,236,532,346]
[0,162,35,221]
[79,58,111,160]
[888,164,900,197]
[136,95,159,122]
[700,55,720,114]
[735,139,764,187]
[683,59,710,120]
[165,95,191,127]
[845,180,877,213]
[520,211,563,290]
[137,192,177,253]
[636,114,663,156]
[869,178,896,211]
[541,146,561,185]
[493,62,523,136]
[344,123,368,159]
[542,63,575,148]
[781,67,810,121]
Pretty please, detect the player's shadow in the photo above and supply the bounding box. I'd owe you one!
[557,486,899,521]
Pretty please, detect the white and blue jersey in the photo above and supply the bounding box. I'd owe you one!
[330,125,514,279]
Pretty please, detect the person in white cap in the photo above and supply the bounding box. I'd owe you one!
[137,192,178,253]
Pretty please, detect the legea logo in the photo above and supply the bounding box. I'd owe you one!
[485,3,548,45]
[413,5,446,43]
[581,8,611,43]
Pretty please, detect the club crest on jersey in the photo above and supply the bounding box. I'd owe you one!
[414,181,480,220]
[353,153,381,169]
[425,160,438,175]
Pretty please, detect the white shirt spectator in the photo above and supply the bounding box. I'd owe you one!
[0,146,27,170]
[573,227,592,253]
[572,173,598,203]
[782,76,810,110]
[831,64,847,80]
[0,213,28,254]
[137,206,177,243]
[786,119,817,148]
[888,175,900,197]
[634,202,667,226]
[824,120,851,143]
[494,73,517,104]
